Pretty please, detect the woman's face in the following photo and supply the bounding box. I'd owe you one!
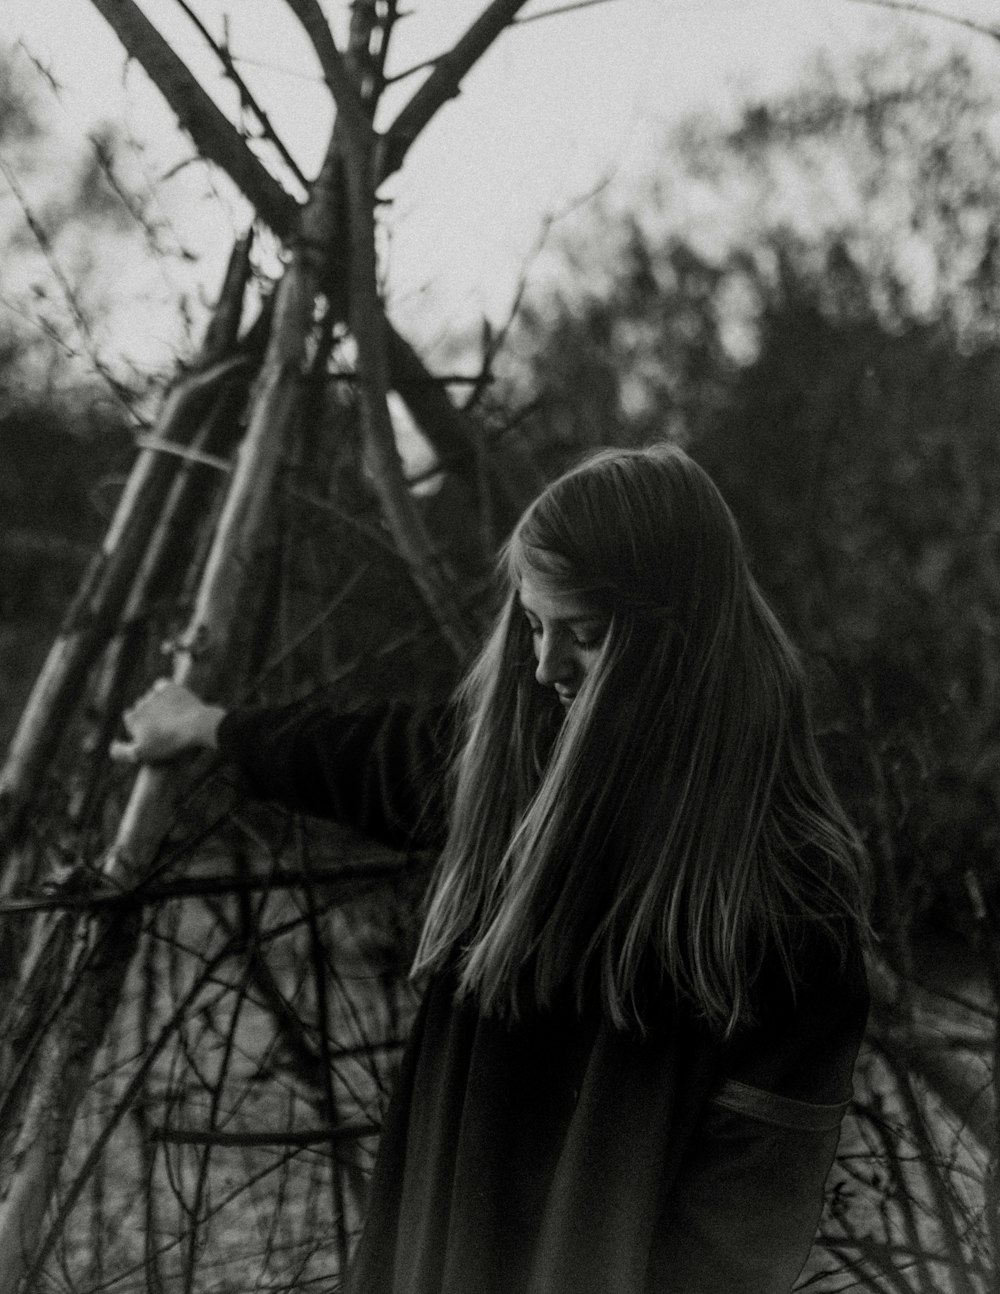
[518,575,609,708]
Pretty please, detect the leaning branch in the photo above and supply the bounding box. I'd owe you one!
[88,0,299,236]
[172,0,310,192]
[378,0,532,181]
[387,326,538,529]
[0,354,247,866]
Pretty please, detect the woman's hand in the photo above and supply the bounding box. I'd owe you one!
[110,680,226,765]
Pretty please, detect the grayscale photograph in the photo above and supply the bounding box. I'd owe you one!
[0,1,994,1291]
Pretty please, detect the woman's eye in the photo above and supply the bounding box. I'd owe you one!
[522,615,604,648]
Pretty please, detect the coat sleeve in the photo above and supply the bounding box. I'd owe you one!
[216,699,452,851]
[648,928,870,1294]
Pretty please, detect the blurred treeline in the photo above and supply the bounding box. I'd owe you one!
[6,34,1000,981]
[496,36,1000,979]
[0,45,172,743]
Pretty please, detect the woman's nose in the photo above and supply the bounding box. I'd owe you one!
[534,631,572,686]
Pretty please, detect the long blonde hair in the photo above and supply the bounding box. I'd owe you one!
[412,443,867,1036]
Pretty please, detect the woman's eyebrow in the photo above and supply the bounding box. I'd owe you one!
[518,602,605,628]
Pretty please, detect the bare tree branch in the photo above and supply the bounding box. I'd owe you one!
[844,0,1000,42]
[378,0,532,181]
[0,155,138,414]
[513,0,625,28]
[150,1121,378,1147]
[87,0,299,237]
[171,0,311,192]
[201,229,255,362]
[0,855,419,914]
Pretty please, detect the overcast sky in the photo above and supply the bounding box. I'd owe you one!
[4,0,998,372]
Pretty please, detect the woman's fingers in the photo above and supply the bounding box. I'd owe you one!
[136,678,171,707]
[110,680,207,764]
[113,681,168,763]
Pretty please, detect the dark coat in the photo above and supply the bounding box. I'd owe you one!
[218,701,869,1294]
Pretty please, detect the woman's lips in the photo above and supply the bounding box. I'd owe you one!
[556,690,575,707]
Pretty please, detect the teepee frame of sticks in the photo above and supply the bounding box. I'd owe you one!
[0,3,538,1286]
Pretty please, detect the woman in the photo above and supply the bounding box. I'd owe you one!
[115,444,870,1293]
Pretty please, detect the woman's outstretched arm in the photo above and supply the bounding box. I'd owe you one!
[112,682,451,851]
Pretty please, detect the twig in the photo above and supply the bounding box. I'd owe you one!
[297,822,350,1267]
[88,0,300,238]
[87,127,194,264]
[258,563,369,679]
[327,370,489,385]
[512,0,625,26]
[171,0,311,192]
[844,0,1000,43]
[150,1121,377,1147]
[14,39,64,95]
[134,435,233,471]
[182,937,250,1294]
[0,856,424,914]
[287,485,404,560]
[378,0,532,181]
[0,154,138,416]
